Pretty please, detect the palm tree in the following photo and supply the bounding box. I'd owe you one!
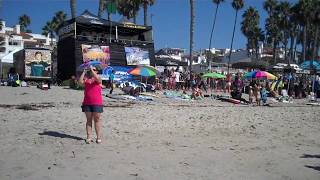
[311,1,320,63]
[98,0,106,18]
[117,0,141,23]
[52,11,67,34]
[241,7,261,60]
[131,0,141,24]
[142,0,155,26]
[227,0,244,74]
[105,0,117,21]
[264,0,277,16]
[277,1,291,64]
[288,3,300,63]
[19,14,31,32]
[70,0,76,19]
[42,11,67,46]
[42,21,57,46]
[296,0,313,62]
[264,0,278,64]
[189,0,195,71]
[208,0,224,70]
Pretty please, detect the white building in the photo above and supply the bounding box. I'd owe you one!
[0,21,56,77]
[155,48,185,61]
[0,21,56,64]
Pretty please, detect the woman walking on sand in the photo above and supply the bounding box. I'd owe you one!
[79,66,103,144]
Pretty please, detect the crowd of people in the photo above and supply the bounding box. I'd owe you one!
[153,67,320,104]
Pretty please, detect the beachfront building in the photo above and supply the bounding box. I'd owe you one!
[155,48,188,72]
[57,10,155,81]
[255,43,300,64]
[0,20,56,78]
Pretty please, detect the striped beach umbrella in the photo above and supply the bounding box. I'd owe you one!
[244,70,277,80]
[128,65,157,77]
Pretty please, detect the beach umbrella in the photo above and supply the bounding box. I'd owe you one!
[244,70,277,80]
[202,72,226,79]
[128,65,157,77]
[78,60,102,71]
[128,65,158,89]
[300,60,320,70]
[244,71,256,78]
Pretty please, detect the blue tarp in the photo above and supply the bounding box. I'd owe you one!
[300,61,320,70]
[101,66,134,83]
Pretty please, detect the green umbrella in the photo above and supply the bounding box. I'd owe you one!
[202,72,226,79]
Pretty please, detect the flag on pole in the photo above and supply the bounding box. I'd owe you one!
[106,1,117,14]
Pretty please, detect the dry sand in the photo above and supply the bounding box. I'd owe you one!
[0,86,320,180]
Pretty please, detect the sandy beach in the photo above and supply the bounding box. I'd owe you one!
[0,86,320,180]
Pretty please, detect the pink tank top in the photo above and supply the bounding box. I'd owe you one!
[82,78,103,105]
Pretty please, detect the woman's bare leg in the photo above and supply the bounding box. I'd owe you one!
[85,112,93,140]
[93,112,102,142]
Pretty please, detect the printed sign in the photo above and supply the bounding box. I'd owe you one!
[125,47,150,65]
[25,49,51,78]
[102,66,133,82]
[81,44,110,67]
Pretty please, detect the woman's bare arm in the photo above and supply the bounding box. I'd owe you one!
[78,70,86,85]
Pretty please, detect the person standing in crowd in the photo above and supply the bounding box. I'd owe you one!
[163,68,169,89]
[109,70,115,94]
[170,68,176,90]
[174,68,181,91]
[197,73,207,93]
[254,83,261,106]
[261,83,268,105]
[221,78,226,93]
[79,66,103,144]
[226,73,232,93]
[248,86,254,104]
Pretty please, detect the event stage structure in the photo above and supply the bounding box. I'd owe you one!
[57,10,155,81]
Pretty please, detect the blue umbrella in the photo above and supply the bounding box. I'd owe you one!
[78,60,102,71]
[300,61,320,70]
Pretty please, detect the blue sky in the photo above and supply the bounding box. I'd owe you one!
[1,0,298,51]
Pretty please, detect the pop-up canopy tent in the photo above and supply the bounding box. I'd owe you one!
[1,49,22,64]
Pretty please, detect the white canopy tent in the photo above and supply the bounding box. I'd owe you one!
[0,48,22,78]
[1,48,22,63]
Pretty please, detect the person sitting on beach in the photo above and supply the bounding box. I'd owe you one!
[69,75,78,89]
[122,82,140,97]
[79,65,103,144]
[231,76,243,100]
[154,78,163,91]
[191,84,203,100]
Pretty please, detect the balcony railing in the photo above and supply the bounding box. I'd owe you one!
[76,35,153,45]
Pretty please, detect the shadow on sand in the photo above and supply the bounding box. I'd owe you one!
[301,154,320,172]
[300,154,320,159]
[38,131,84,141]
[304,165,320,172]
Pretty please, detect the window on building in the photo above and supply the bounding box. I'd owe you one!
[9,41,18,46]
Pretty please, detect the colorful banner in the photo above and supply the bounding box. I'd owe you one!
[102,66,133,82]
[81,44,110,66]
[125,47,150,65]
[25,49,51,78]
